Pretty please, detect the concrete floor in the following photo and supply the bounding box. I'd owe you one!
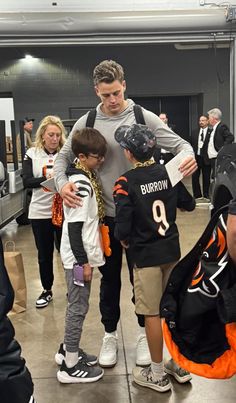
[1,201,236,403]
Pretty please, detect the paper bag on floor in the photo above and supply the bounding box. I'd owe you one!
[4,241,27,313]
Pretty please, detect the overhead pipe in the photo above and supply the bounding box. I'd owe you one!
[0,9,235,46]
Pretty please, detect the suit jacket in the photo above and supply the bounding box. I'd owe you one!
[191,127,212,165]
[213,122,234,152]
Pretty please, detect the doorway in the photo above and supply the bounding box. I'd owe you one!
[131,95,202,143]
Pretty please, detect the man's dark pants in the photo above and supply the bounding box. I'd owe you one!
[192,155,211,198]
[99,216,144,333]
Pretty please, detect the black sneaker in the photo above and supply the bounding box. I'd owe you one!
[55,343,97,366]
[36,290,53,308]
[57,360,104,383]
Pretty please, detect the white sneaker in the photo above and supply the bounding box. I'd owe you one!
[133,366,171,393]
[136,334,151,366]
[98,334,118,367]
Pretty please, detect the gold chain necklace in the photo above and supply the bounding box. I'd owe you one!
[133,159,155,169]
[75,162,105,221]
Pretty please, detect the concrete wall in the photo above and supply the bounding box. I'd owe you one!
[0,44,230,134]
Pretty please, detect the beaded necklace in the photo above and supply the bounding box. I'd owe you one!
[133,159,155,169]
[75,161,105,221]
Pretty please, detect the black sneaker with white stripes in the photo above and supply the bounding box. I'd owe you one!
[57,360,104,383]
[55,343,97,366]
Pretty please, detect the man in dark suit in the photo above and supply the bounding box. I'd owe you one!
[191,115,212,201]
[207,108,234,178]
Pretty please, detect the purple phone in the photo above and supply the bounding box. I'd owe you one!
[73,263,84,286]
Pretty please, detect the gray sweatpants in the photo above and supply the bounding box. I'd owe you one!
[64,269,91,352]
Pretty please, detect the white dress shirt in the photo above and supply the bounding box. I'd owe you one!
[197,127,207,155]
[208,121,220,159]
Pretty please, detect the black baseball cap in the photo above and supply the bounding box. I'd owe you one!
[23,117,35,124]
[115,123,156,162]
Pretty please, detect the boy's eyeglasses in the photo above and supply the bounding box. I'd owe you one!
[88,154,104,161]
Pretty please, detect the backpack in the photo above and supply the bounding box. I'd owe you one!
[211,143,236,212]
[160,204,236,379]
[86,105,195,212]
[85,104,146,127]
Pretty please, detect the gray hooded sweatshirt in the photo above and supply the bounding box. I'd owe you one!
[54,99,194,217]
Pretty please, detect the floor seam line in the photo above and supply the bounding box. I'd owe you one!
[120,318,133,403]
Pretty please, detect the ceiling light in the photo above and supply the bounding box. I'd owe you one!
[25,54,33,59]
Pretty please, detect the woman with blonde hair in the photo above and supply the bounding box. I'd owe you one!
[22,115,66,308]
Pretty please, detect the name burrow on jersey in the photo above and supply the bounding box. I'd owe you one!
[140,179,169,195]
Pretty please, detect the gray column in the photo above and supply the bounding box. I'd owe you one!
[230,36,236,139]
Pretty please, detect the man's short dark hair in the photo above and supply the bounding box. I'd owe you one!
[23,117,34,124]
[72,127,107,158]
[93,60,124,86]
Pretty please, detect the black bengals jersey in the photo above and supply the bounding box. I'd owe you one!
[113,163,181,268]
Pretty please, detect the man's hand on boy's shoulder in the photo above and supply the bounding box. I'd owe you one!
[60,182,83,208]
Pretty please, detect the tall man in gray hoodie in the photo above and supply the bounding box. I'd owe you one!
[54,59,197,369]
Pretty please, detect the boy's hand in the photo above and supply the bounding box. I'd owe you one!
[83,263,93,282]
[120,240,129,249]
[60,182,82,208]
[179,156,197,177]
